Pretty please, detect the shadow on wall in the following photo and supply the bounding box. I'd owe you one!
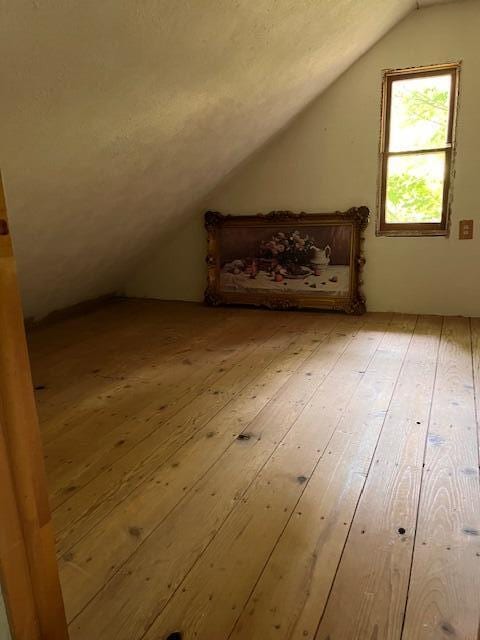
[125,0,480,317]
[0,588,11,640]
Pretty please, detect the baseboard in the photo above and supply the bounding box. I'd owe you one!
[24,292,120,329]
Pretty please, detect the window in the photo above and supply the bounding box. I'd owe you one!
[378,63,460,236]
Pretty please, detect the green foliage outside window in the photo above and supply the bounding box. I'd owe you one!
[385,79,450,224]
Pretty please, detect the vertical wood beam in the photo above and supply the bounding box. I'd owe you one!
[0,172,69,640]
[0,410,40,639]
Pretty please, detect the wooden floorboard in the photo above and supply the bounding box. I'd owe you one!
[315,315,442,640]
[228,314,416,640]
[44,310,282,505]
[51,310,336,553]
[27,302,480,640]
[401,317,480,640]
[60,312,344,621]
[67,315,367,636]
[141,313,395,640]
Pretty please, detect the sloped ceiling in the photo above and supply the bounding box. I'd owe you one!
[0,0,451,318]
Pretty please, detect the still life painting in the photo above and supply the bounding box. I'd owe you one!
[205,208,369,313]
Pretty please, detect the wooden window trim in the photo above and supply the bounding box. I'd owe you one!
[377,62,461,237]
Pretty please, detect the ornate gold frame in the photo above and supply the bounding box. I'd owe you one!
[205,207,369,314]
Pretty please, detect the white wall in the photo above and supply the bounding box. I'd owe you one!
[0,0,415,320]
[0,589,11,640]
[127,0,480,317]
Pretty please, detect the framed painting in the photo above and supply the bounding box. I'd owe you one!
[204,207,369,314]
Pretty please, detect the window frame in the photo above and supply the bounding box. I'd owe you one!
[377,62,461,237]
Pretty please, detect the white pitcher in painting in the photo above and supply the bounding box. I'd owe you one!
[311,245,331,275]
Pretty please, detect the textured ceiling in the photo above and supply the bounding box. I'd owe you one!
[1,0,434,318]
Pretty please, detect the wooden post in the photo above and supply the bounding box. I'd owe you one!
[0,172,69,640]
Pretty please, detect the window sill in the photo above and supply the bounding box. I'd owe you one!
[376,227,449,237]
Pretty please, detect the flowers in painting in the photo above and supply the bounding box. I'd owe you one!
[259,230,316,267]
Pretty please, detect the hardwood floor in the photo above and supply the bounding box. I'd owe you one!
[27,300,480,640]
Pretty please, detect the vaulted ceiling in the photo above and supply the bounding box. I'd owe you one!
[0,0,456,318]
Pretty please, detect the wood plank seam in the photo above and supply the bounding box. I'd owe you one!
[49,312,297,510]
[314,316,442,639]
[400,317,480,639]
[308,316,419,638]
[139,316,394,640]
[46,312,283,481]
[469,318,480,470]
[57,317,354,621]
[67,315,369,630]
[67,316,374,636]
[187,315,416,640]
[26,306,480,640]
[55,314,340,556]
[398,317,444,638]
[39,309,271,447]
